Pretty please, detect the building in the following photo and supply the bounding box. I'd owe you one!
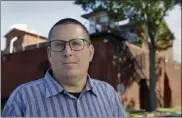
[2,26,47,55]
[1,27,49,102]
[1,12,181,110]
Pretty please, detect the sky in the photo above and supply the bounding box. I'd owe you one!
[1,1,181,63]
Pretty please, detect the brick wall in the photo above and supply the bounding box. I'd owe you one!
[2,28,48,54]
[1,47,49,99]
[23,34,47,47]
[1,32,180,110]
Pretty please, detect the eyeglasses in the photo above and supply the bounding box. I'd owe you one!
[48,39,91,52]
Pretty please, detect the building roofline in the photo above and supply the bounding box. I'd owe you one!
[81,9,107,19]
[90,31,126,41]
[90,31,149,53]
[4,28,48,40]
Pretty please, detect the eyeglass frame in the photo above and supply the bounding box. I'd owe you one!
[47,38,91,52]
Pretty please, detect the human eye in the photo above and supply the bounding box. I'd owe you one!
[71,39,83,46]
[52,41,64,47]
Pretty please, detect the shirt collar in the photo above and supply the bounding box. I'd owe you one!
[44,69,64,98]
[43,69,98,98]
[84,74,98,97]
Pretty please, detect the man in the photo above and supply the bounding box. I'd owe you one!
[2,18,127,117]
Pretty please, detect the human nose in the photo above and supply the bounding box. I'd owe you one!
[63,43,72,57]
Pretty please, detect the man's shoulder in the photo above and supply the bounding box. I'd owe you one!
[90,78,115,90]
[90,78,108,84]
[17,78,44,90]
[11,79,44,97]
[6,78,45,105]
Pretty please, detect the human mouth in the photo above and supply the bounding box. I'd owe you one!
[62,62,77,65]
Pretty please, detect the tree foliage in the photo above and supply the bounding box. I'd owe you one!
[75,0,180,48]
[75,0,181,111]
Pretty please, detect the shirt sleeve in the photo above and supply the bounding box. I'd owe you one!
[107,83,128,117]
[113,92,128,117]
[2,86,25,117]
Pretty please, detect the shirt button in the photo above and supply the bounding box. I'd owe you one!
[77,99,80,103]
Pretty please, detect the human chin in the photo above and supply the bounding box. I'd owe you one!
[63,69,80,78]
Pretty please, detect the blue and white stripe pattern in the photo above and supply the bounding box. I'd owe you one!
[2,69,127,117]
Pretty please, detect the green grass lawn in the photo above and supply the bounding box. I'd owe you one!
[157,107,181,114]
[127,107,181,117]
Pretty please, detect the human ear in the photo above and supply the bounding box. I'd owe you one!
[89,45,94,62]
[47,47,51,62]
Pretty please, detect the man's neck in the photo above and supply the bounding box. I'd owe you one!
[54,74,87,93]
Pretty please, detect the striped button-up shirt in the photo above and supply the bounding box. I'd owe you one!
[2,69,127,117]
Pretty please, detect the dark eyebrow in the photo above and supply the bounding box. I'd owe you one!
[49,38,90,43]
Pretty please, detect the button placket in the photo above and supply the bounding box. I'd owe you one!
[76,98,84,117]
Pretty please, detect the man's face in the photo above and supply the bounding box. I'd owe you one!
[47,24,94,79]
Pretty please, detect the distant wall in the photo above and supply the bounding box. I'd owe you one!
[1,47,49,99]
[1,33,180,110]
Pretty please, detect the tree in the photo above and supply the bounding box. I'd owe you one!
[75,0,181,112]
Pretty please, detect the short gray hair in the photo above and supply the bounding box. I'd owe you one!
[48,18,90,42]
